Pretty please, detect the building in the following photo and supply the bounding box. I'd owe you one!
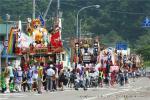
[0,24,18,69]
[59,47,71,69]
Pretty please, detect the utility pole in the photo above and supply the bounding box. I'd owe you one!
[43,0,53,20]
[57,0,60,17]
[57,0,62,39]
[33,0,36,19]
[79,19,83,39]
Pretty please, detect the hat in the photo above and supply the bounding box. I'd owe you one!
[18,66,22,70]
[50,64,53,68]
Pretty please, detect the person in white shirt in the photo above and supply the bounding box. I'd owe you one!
[46,64,55,91]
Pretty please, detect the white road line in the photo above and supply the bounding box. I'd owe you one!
[103,90,129,97]
[83,86,144,100]
[13,95,26,98]
[83,97,97,100]
[0,93,27,98]
[0,98,8,100]
[83,90,128,100]
[34,93,42,95]
[0,93,25,96]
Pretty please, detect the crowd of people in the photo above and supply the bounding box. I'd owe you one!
[0,62,144,94]
[0,49,145,94]
[1,62,67,93]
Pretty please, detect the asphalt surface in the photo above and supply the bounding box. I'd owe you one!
[0,77,150,100]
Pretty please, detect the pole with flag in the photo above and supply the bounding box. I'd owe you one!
[39,15,45,27]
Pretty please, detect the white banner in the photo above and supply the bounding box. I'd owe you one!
[83,55,91,62]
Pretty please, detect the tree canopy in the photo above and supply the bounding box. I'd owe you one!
[0,0,150,48]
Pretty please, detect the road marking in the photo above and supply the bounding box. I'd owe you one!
[83,90,129,100]
[34,94,42,95]
[0,93,27,98]
[0,93,25,95]
[103,90,128,97]
[83,97,97,100]
[83,86,142,100]
[13,95,27,98]
[0,98,8,100]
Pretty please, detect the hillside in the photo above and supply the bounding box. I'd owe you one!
[0,0,150,48]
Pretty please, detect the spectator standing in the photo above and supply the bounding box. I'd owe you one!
[22,71,28,92]
[52,65,57,91]
[14,66,23,92]
[37,62,44,94]
[46,64,55,92]
[4,63,11,93]
[59,69,65,91]
[27,67,33,92]
[32,65,38,91]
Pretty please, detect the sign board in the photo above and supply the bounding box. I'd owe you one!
[34,48,48,54]
[116,42,127,50]
[142,17,150,27]
[83,55,91,62]
[110,66,119,72]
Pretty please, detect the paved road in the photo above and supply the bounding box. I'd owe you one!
[0,77,150,100]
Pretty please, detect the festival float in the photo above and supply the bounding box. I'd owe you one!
[7,16,63,70]
[70,36,100,69]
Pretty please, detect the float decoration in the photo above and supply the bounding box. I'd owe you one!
[14,17,63,56]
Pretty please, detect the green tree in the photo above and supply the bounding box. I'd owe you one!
[101,29,124,46]
[136,32,150,48]
[1,0,150,46]
[136,32,150,61]
[136,46,150,61]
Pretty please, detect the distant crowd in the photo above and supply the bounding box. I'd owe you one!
[1,60,145,94]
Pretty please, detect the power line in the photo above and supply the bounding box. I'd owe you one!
[60,2,82,8]
[109,10,148,15]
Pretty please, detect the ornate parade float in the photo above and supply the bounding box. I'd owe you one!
[70,36,100,68]
[7,16,63,70]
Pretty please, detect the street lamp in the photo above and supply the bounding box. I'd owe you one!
[79,19,83,39]
[76,5,100,39]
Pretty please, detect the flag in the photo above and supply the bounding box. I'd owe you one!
[39,15,45,27]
